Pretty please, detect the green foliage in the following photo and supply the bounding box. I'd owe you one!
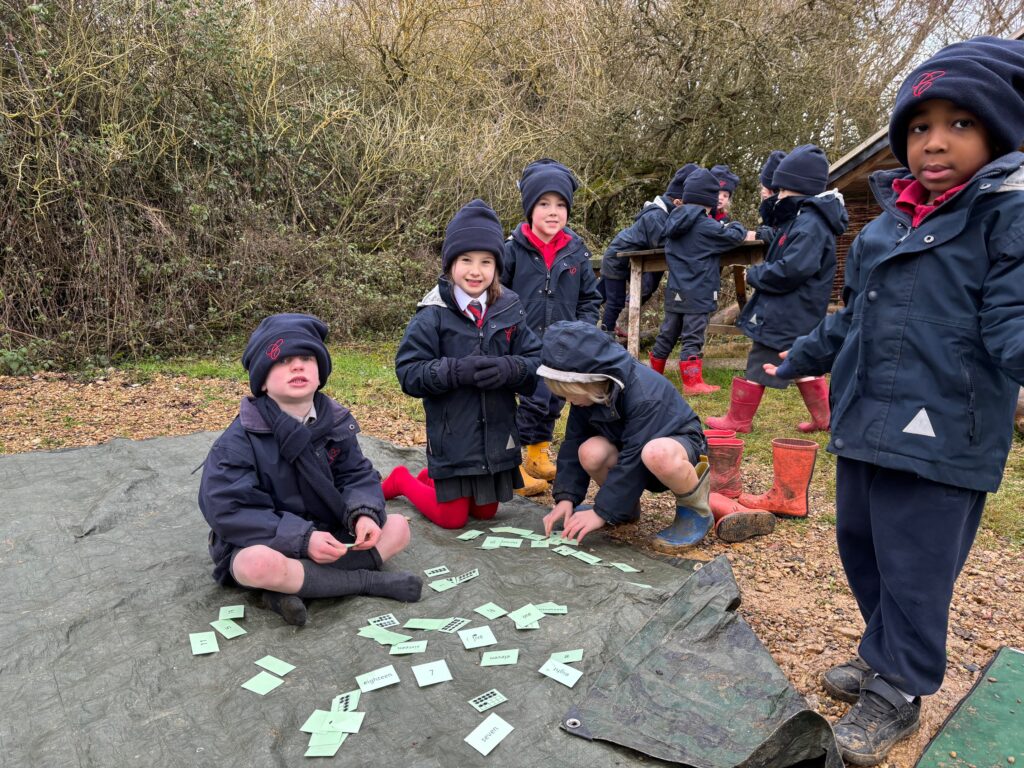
[0,0,1019,361]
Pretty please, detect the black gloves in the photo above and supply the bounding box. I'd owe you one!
[449,356,521,389]
[472,356,519,389]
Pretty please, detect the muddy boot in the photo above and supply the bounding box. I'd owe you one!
[834,675,921,766]
[703,428,736,440]
[705,378,765,433]
[739,438,818,518]
[796,376,831,433]
[515,465,549,497]
[710,492,776,543]
[823,656,873,704]
[651,456,712,553]
[524,442,557,481]
[680,355,720,395]
[707,437,744,498]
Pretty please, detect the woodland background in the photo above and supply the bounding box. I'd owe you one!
[2,0,1022,367]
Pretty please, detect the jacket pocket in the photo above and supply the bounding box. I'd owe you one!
[959,351,977,445]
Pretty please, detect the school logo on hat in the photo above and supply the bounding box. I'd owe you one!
[266,338,285,361]
[912,70,946,97]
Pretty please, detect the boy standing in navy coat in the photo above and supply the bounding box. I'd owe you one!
[767,38,1024,764]
[199,314,420,626]
[502,159,602,493]
[707,145,848,434]
[599,164,696,336]
[650,168,749,395]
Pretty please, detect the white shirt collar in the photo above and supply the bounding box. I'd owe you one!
[302,401,317,425]
[452,285,488,315]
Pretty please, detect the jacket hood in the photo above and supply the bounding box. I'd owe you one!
[796,189,848,235]
[869,151,1024,219]
[663,203,707,238]
[538,321,630,390]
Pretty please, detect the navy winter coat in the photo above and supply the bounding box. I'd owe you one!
[545,322,707,523]
[395,277,542,480]
[662,204,747,314]
[784,153,1024,493]
[199,396,386,585]
[501,225,602,335]
[600,197,672,280]
[737,191,847,349]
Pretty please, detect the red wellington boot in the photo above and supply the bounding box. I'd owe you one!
[705,378,766,433]
[707,437,744,498]
[649,354,667,375]
[796,377,831,433]
[738,438,818,518]
[680,356,720,395]
[710,492,776,542]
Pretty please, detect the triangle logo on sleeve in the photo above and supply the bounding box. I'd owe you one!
[902,408,936,437]
[506,434,516,450]
[674,292,682,302]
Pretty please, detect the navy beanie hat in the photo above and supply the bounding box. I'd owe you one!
[441,198,506,274]
[682,168,721,209]
[772,144,829,195]
[242,313,332,397]
[889,36,1024,168]
[759,150,787,190]
[710,164,740,195]
[518,158,579,220]
[665,163,699,199]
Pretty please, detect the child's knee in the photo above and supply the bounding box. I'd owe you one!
[579,438,613,472]
[231,545,283,587]
[641,439,690,474]
[380,513,411,558]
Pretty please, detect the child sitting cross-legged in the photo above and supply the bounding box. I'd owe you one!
[198,314,421,627]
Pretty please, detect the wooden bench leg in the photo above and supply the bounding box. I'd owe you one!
[628,259,642,359]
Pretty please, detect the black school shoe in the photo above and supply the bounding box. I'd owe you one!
[822,656,873,703]
[833,674,921,766]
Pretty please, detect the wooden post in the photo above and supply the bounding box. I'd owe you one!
[628,255,643,359]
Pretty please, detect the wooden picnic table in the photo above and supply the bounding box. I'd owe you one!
[618,240,765,358]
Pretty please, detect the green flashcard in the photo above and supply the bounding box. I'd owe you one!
[549,648,584,664]
[240,670,283,695]
[522,532,547,541]
[304,734,345,757]
[403,618,448,631]
[480,649,519,667]
[507,604,545,626]
[530,539,550,548]
[357,626,411,645]
[464,712,514,756]
[209,618,246,639]
[300,710,334,733]
[389,640,428,655]
[308,731,346,748]
[611,562,642,573]
[323,711,365,734]
[552,545,576,556]
[474,602,507,620]
[423,565,450,577]
[534,602,567,615]
[411,659,453,687]
[457,625,497,649]
[355,664,400,692]
[189,631,219,655]
[489,526,533,536]
[254,655,295,676]
[331,689,361,713]
[428,577,456,592]
[499,539,522,548]
[438,617,471,633]
[480,537,504,550]
[514,620,540,630]
[219,604,245,620]
[571,550,602,565]
[538,658,583,688]
[457,529,484,540]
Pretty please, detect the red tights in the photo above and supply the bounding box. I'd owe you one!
[381,465,498,529]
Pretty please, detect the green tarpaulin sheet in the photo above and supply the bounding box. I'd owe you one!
[0,432,839,767]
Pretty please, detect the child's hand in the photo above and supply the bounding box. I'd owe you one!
[563,507,606,543]
[452,356,490,387]
[351,516,383,550]
[308,531,347,563]
[543,500,574,537]
[473,357,517,389]
[762,350,788,377]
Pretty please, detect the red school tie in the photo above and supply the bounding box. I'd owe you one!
[467,300,485,328]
